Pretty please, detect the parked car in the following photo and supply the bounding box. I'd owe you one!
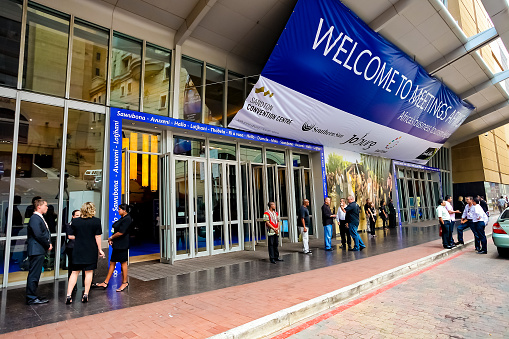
[84,169,102,190]
[493,209,509,256]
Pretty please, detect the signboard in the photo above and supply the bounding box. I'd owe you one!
[108,109,327,238]
[229,0,475,164]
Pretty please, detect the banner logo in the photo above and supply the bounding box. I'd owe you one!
[302,121,316,131]
[385,136,402,149]
[255,86,274,98]
[415,148,438,160]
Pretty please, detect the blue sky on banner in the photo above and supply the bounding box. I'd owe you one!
[261,0,474,144]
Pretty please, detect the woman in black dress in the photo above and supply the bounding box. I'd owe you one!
[92,203,131,292]
[368,202,377,237]
[379,200,388,229]
[388,198,397,228]
[66,202,105,304]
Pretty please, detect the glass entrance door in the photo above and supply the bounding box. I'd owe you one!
[210,162,240,253]
[122,145,161,262]
[241,163,255,250]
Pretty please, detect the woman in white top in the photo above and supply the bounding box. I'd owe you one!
[473,197,488,254]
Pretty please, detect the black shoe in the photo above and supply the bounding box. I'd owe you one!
[348,247,354,251]
[450,244,456,248]
[27,298,49,305]
[443,245,453,249]
[360,246,366,251]
[325,248,333,251]
[81,293,88,303]
[303,251,312,254]
[65,296,72,305]
[91,281,108,290]
[476,251,487,254]
[276,258,284,261]
[270,260,276,264]
[455,241,464,245]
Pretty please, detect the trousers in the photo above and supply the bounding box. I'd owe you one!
[323,224,332,249]
[441,220,452,247]
[339,219,351,248]
[268,234,279,261]
[298,226,310,253]
[475,221,487,252]
[26,254,45,302]
[349,223,365,250]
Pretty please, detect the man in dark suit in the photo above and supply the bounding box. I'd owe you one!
[26,199,52,305]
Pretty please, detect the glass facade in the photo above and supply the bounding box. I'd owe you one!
[0,0,22,88]
[204,65,224,126]
[23,4,69,96]
[70,20,109,103]
[179,56,203,123]
[110,33,142,110]
[227,71,245,126]
[144,44,171,116]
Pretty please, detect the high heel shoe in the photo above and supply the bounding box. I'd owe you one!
[65,295,72,304]
[91,281,108,290]
[81,294,88,303]
[116,282,129,292]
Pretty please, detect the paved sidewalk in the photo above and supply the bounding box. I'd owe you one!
[273,245,508,339]
[1,230,481,339]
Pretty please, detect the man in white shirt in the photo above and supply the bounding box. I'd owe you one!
[336,198,352,250]
[436,199,453,249]
[458,196,479,246]
[473,197,488,254]
[445,195,460,247]
[497,196,506,214]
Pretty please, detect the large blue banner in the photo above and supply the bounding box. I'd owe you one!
[229,0,474,163]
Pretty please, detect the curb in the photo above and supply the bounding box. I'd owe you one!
[210,235,491,339]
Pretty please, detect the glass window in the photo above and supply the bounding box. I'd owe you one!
[179,56,203,122]
[69,19,109,104]
[143,44,171,116]
[23,4,70,97]
[10,102,64,284]
[173,136,205,157]
[209,141,236,160]
[266,150,286,165]
[204,64,224,126]
[240,145,262,163]
[0,97,16,237]
[0,0,22,88]
[246,75,258,95]
[65,109,105,225]
[292,153,309,167]
[110,33,141,110]
[227,71,245,126]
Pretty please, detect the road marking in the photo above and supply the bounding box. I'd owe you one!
[271,251,465,339]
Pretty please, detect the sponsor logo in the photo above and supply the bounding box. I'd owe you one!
[385,136,402,149]
[415,147,438,160]
[300,121,343,138]
[255,86,274,98]
[302,121,316,131]
[340,133,377,150]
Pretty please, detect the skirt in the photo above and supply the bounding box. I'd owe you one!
[72,262,97,271]
[110,248,129,263]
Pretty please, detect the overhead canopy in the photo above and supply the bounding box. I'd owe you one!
[228,0,474,163]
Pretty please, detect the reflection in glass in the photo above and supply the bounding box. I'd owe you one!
[292,153,309,167]
[23,4,69,96]
[144,44,171,115]
[211,163,224,250]
[204,65,224,126]
[173,136,205,157]
[14,102,63,241]
[70,19,109,104]
[175,227,189,255]
[194,162,206,253]
[278,168,287,218]
[0,98,16,238]
[240,146,262,163]
[266,150,285,165]
[110,33,141,110]
[209,141,236,160]
[65,109,104,227]
[227,71,245,126]
[175,160,188,225]
[0,0,22,87]
[179,56,203,122]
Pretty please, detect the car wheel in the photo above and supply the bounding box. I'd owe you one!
[497,247,509,257]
